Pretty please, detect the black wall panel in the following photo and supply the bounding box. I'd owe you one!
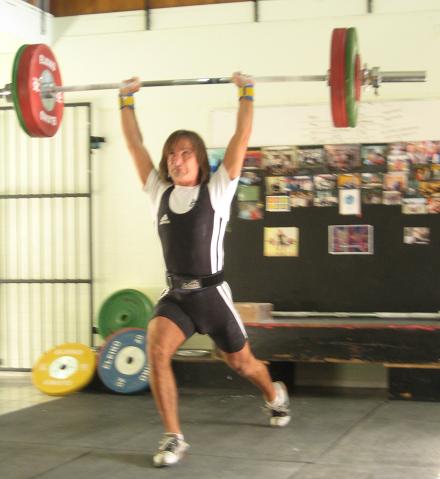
[224,203,440,312]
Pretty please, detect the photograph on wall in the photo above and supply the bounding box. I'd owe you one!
[265,176,291,195]
[237,185,260,202]
[239,170,262,186]
[289,176,314,192]
[412,165,432,181]
[362,187,382,205]
[264,227,299,257]
[405,179,421,198]
[387,156,410,173]
[237,201,264,220]
[265,195,290,212]
[339,189,361,215]
[424,141,440,163]
[431,164,440,180]
[324,144,361,172]
[338,173,361,189]
[402,197,428,214]
[382,191,402,205]
[419,180,440,197]
[207,148,225,173]
[296,147,326,174]
[243,148,263,169]
[329,224,373,255]
[288,176,313,207]
[361,173,383,189]
[383,172,408,192]
[314,189,338,207]
[290,191,314,207]
[387,142,411,164]
[427,193,440,214]
[403,227,430,245]
[262,146,298,176]
[314,174,337,190]
[361,144,387,171]
[406,141,436,165]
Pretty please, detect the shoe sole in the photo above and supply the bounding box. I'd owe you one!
[153,445,189,467]
[270,416,291,427]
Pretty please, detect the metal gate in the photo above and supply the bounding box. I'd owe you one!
[0,103,93,369]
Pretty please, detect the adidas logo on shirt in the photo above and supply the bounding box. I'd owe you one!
[159,214,170,225]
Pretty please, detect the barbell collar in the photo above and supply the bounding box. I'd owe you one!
[0,84,12,97]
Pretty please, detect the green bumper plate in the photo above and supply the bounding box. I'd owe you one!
[98,289,154,339]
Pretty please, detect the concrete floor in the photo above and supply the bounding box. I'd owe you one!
[1,373,440,478]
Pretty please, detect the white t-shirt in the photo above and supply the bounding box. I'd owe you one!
[143,163,239,225]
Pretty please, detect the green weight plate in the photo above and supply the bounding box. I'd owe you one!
[98,289,154,339]
[11,44,31,135]
[344,27,360,128]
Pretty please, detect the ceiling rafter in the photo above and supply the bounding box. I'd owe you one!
[25,0,249,17]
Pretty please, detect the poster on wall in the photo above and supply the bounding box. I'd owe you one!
[297,146,326,174]
[243,148,263,169]
[265,176,291,195]
[361,144,387,172]
[207,148,225,173]
[237,201,264,220]
[264,227,299,257]
[325,144,361,172]
[328,225,374,255]
[402,197,428,214]
[403,227,430,245]
[289,176,314,207]
[237,185,260,202]
[339,189,361,215]
[262,146,297,175]
[265,195,290,212]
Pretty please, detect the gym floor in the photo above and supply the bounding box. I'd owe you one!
[1,372,440,478]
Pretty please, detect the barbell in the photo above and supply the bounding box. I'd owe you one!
[0,27,426,137]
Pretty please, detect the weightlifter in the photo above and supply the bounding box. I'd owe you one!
[119,73,290,468]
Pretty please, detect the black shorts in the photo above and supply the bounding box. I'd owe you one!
[153,282,247,353]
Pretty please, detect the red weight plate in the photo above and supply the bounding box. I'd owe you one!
[330,28,348,128]
[16,44,64,137]
[355,53,361,102]
[16,45,45,137]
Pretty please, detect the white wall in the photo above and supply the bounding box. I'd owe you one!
[28,0,438,313]
[1,1,440,355]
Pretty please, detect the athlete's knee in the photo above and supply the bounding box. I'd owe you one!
[226,355,255,377]
[147,316,185,366]
[148,342,174,367]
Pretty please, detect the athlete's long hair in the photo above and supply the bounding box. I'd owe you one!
[159,130,210,184]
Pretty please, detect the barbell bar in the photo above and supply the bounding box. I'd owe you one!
[0,27,427,137]
[0,70,425,95]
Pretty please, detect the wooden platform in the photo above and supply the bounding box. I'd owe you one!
[243,317,440,401]
[244,318,440,367]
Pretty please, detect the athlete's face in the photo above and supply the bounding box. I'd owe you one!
[167,138,200,186]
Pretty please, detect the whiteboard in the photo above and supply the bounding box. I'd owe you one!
[211,100,440,147]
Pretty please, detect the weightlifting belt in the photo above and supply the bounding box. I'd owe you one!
[166,271,224,291]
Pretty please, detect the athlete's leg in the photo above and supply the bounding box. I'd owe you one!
[221,342,276,401]
[222,342,291,427]
[147,315,187,434]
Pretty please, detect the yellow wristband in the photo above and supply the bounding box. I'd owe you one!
[238,85,254,101]
[119,94,134,110]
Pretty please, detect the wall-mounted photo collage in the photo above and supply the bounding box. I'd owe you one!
[207,140,440,221]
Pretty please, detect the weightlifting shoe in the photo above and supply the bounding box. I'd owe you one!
[153,433,189,467]
[265,381,291,427]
